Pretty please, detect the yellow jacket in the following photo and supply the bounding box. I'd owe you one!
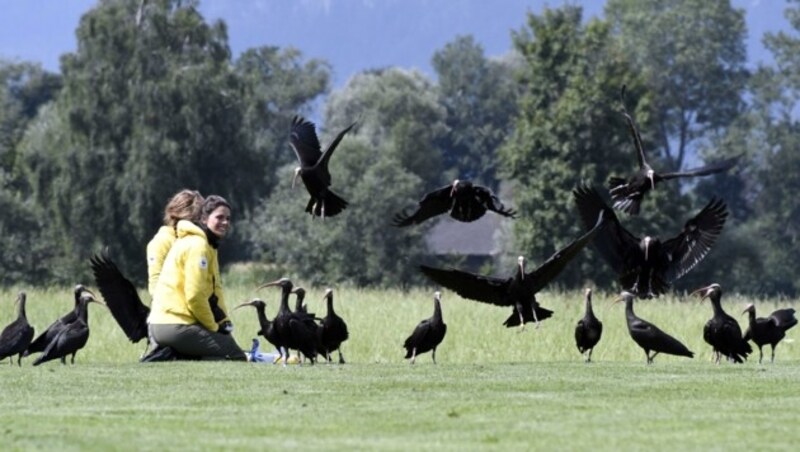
[146,226,176,297]
[148,220,230,331]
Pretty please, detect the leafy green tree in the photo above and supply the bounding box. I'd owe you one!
[0,60,62,284]
[499,6,681,289]
[17,0,327,282]
[432,35,519,188]
[244,68,446,287]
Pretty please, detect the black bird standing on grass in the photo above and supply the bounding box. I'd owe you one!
[420,212,605,330]
[617,291,694,364]
[742,304,798,364]
[607,86,739,215]
[574,288,602,363]
[392,179,516,226]
[259,278,319,364]
[25,284,96,357]
[574,184,727,299]
[403,291,447,364]
[692,283,751,364]
[318,288,349,364]
[235,298,281,358]
[0,292,35,366]
[291,287,317,321]
[33,291,106,366]
[289,115,356,219]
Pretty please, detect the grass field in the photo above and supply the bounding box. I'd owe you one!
[1,285,798,450]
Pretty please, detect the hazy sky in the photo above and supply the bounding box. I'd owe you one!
[0,0,793,88]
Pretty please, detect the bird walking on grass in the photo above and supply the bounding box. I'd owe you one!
[575,288,602,363]
[617,291,694,364]
[742,304,797,364]
[318,288,349,364]
[33,291,105,366]
[692,283,751,364]
[404,291,447,364]
[0,292,35,366]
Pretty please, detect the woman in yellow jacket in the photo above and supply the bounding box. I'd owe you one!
[149,195,246,360]
[146,189,204,297]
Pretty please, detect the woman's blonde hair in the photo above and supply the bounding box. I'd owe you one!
[163,189,203,228]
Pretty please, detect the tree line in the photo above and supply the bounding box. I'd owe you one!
[1,0,798,296]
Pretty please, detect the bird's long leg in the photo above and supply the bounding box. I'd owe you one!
[432,348,437,365]
[771,345,777,364]
[280,346,288,367]
[60,356,67,365]
[645,351,652,364]
[516,303,526,333]
[587,348,593,363]
[321,201,326,220]
[72,353,77,365]
[532,305,540,329]
[338,349,345,365]
[17,354,23,367]
[410,348,417,365]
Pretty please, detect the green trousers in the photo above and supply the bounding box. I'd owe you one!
[150,324,246,361]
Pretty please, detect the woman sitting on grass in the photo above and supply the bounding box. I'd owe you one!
[148,195,246,360]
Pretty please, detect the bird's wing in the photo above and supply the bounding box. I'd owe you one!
[318,121,356,172]
[660,155,740,179]
[525,211,605,294]
[404,319,432,349]
[622,102,648,169]
[662,198,728,281]
[392,185,453,227]
[473,185,516,218]
[573,184,639,274]
[419,265,511,306]
[90,249,150,343]
[289,115,322,167]
[770,308,798,331]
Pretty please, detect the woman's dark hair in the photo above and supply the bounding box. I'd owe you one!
[201,195,231,221]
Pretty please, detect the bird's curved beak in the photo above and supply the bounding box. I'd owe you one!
[234,301,256,310]
[690,285,712,300]
[292,167,301,189]
[741,304,753,316]
[85,293,107,307]
[257,279,283,290]
[321,288,333,300]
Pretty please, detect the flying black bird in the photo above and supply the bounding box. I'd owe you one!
[89,249,149,344]
[259,278,319,364]
[318,288,349,364]
[617,291,694,364]
[0,292,35,366]
[392,179,516,227]
[25,284,96,357]
[289,115,356,219]
[742,304,797,364]
[608,86,739,215]
[33,291,106,366]
[403,291,447,364]
[692,283,751,364]
[574,184,727,299]
[575,288,602,363]
[420,211,605,330]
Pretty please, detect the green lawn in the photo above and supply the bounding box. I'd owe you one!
[0,286,797,450]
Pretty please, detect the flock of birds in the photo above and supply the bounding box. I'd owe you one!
[1,87,796,366]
